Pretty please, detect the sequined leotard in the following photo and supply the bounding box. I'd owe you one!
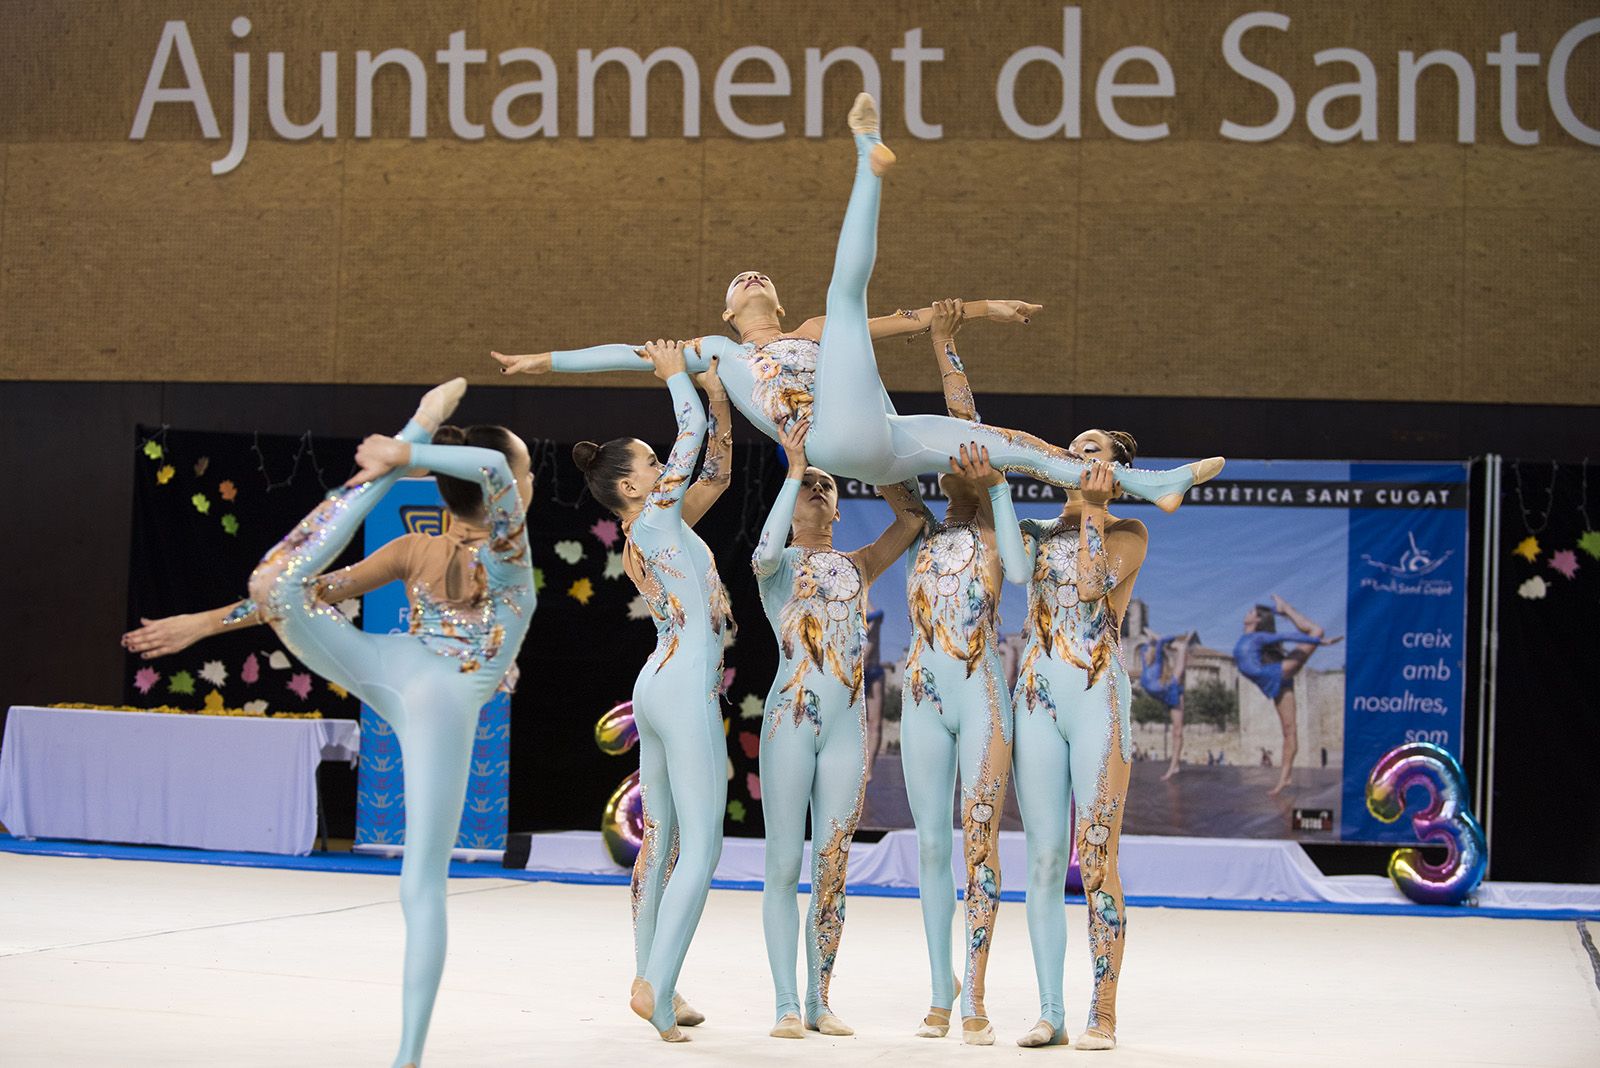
[623,371,735,1035]
[244,419,534,1068]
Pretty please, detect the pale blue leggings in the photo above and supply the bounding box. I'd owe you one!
[247,421,534,1068]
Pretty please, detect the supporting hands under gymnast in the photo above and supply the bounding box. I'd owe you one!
[949,441,1004,488]
[640,338,688,381]
[346,434,412,488]
[777,417,811,477]
[931,298,966,344]
[1078,461,1120,507]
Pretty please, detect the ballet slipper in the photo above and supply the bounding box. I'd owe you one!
[1154,456,1225,513]
[807,1012,854,1036]
[414,377,467,433]
[770,1013,806,1039]
[629,979,689,1043]
[915,1006,952,1039]
[1016,1019,1071,1048]
[1075,1027,1117,1050]
[672,993,705,1027]
[962,1017,996,1045]
[846,92,895,175]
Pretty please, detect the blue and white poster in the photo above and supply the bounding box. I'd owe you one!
[354,478,512,851]
[838,459,1468,844]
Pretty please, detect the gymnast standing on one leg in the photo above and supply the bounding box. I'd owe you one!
[751,418,927,1040]
[899,300,1030,1046]
[124,379,535,1068]
[1234,595,1341,795]
[1135,631,1197,780]
[492,93,1222,512]
[1011,435,1148,1052]
[570,340,734,1043]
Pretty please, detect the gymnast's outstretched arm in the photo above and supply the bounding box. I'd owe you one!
[493,335,748,377]
[794,298,1043,343]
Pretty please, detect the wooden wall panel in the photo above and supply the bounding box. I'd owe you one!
[0,1,1594,403]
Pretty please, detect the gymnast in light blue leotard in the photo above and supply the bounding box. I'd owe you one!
[750,418,927,1040]
[1234,596,1339,795]
[493,94,1223,513]
[569,340,734,1042]
[124,379,536,1068]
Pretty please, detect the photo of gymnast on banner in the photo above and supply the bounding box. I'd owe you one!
[839,459,1468,844]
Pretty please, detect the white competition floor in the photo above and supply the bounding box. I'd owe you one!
[3,853,1599,1066]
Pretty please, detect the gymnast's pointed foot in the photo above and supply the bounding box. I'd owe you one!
[915,1006,952,1039]
[808,1011,855,1036]
[672,993,705,1027]
[770,1013,806,1039]
[847,92,895,175]
[1269,770,1294,796]
[414,377,468,433]
[630,980,689,1043]
[1016,1018,1071,1048]
[1075,1027,1117,1050]
[1161,760,1181,781]
[1152,455,1224,513]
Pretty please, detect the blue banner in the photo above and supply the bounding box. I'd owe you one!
[355,478,511,851]
[837,458,1468,843]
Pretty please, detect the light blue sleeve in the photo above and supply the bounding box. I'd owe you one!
[987,482,1029,584]
[550,335,746,374]
[637,372,706,529]
[753,477,802,579]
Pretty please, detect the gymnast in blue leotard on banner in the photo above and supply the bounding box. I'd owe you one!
[1135,630,1197,780]
[493,94,1223,513]
[1233,595,1341,795]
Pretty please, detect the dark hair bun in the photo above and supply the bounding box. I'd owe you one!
[432,424,467,446]
[1107,430,1139,465]
[572,441,601,473]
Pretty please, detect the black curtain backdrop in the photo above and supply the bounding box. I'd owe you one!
[126,424,788,842]
[1489,460,1600,883]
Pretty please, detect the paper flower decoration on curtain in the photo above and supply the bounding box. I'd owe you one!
[337,598,360,621]
[746,772,762,801]
[134,667,161,694]
[1517,576,1548,600]
[221,514,240,536]
[168,670,196,695]
[533,567,547,593]
[568,577,595,605]
[738,731,760,759]
[199,660,228,687]
[203,689,226,712]
[241,653,260,684]
[1512,536,1541,563]
[287,672,313,700]
[268,651,292,670]
[219,480,237,501]
[590,518,620,548]
[142,440,163,461]
[727,800,747,822]
[1579,531,1600,561]
[603,552,626,580]
[243,700,269,714]
[739,693,764,720]
[721,667,735,694]
[193,457,209,477]
[191,493,211,515]
[328,681,349,698]
[626,595,651,620]
[1548,550,1580,580]
[156,465,176,485]
[553,540,585,565]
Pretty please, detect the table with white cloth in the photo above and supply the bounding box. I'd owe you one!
[0,706,359,856]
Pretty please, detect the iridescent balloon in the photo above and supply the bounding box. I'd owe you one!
[1365,742,1486,906]
[595,700,644,866]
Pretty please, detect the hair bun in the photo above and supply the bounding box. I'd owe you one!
[1107,430,1139,465]
[572,441,601,473]
[432,424,467,446]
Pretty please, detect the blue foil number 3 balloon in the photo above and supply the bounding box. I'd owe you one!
[1365,742,1487,906]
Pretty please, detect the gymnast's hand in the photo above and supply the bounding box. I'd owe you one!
[984,300,1042,325]
[692,354,725,398]
[347,434,411,487]
[1080,460,1120,507]
[122,614,209,659]
[931,298,965,343]
[778,417,810,477]
[491,350,553,375]
[950,441,1003,487]
[641,338,687,381]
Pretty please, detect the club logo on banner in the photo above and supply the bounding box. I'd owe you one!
[835,459,1468,844]
[355,479,511,851]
